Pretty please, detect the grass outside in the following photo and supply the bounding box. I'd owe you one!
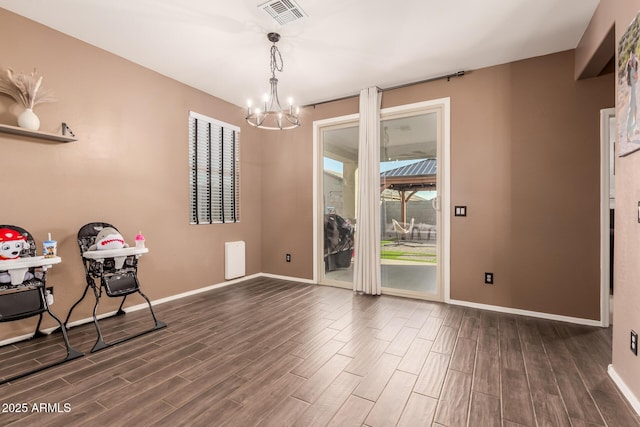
[380,240,437,264]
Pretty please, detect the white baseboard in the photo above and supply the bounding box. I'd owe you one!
[58,272,312,327]
[608,364,640,416]
[125,273,262,313]
[260,273,316,284]
[0,332,42,346]
[69,273,265,325]
[0,308,132,346]
[447,298,602,327]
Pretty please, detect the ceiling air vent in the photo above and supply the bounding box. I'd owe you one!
[259,0,307,26]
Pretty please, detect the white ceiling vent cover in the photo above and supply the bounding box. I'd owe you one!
[259,0,307,26]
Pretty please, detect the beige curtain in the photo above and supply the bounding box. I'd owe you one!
[353,87,381,295]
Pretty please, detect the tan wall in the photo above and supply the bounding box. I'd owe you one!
[0,9,262,339]
[262,50,613,322]
[578,0,640,407]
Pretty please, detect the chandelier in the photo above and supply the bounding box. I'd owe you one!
[246,33,300,130]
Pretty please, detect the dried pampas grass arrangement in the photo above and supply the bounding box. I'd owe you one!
[0,67,56,109]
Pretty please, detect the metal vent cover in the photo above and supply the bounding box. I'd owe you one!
[259,0,307,25]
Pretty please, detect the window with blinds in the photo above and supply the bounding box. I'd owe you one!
[189,111,240,224]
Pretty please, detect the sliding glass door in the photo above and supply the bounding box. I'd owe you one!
[321,122,358,287]
[380,109,441,299]
[317,100,447,300]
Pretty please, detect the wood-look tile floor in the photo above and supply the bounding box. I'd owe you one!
[1,277,638,426]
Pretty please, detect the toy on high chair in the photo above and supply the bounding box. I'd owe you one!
[87,227,129,251]
[83,227,146,269]
[0,227,34,284]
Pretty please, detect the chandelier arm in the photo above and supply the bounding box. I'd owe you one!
[284,115,300,126]
[272,86,283,111]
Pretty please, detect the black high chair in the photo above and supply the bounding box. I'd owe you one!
[62,222,166,352]
[0,225,83,385]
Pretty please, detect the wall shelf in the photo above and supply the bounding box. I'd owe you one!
[0,123,77,143]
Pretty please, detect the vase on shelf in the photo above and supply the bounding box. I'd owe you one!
[17,108,40,131]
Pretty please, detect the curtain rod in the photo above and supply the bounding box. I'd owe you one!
[305,70,466,108]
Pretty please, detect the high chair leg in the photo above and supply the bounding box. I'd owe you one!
[60,280,92,329]
[138,289,167,330]
[90,292,109,352]
[32,312,46,338]
[88,288,166,353]
[116,295,128,316]
[47,306,84,361]
[0,289,84,385]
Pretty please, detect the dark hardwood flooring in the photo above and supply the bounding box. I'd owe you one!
[1,277,638,426]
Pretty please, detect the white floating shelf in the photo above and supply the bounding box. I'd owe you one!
[0,123,77,143]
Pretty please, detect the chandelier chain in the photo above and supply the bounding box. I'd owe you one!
[270,44,284,77]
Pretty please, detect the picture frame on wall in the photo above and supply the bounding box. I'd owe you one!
[618,12,640,157]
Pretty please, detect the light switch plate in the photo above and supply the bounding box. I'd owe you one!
[455,206,467,217]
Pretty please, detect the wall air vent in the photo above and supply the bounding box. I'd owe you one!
[259,0,307,26]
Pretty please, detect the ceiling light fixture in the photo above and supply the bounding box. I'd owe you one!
[246,32,300,130]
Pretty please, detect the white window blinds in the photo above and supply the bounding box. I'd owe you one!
[189,111,240,224]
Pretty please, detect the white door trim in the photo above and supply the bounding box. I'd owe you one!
[312,98,451,302]
[312,113,360,285]
[380,98,451,302]
[600,107,615,327]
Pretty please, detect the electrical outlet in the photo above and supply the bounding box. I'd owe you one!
[484,272,494,284]
[631,330,638,356]
[286,253,291,262]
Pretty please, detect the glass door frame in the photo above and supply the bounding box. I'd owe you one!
[313,98,451,302]
[313,113,360,290]
[379,104,443,301]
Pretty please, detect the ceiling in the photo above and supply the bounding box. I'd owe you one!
[0,0,599,108]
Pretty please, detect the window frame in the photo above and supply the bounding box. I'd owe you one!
[189,111,240,224]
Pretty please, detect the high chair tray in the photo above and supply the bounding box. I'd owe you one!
[0,256,61,270]
[0,256,61,286]
[83,247,148,260]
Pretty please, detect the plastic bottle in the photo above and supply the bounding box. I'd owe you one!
[135,231,145,248]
